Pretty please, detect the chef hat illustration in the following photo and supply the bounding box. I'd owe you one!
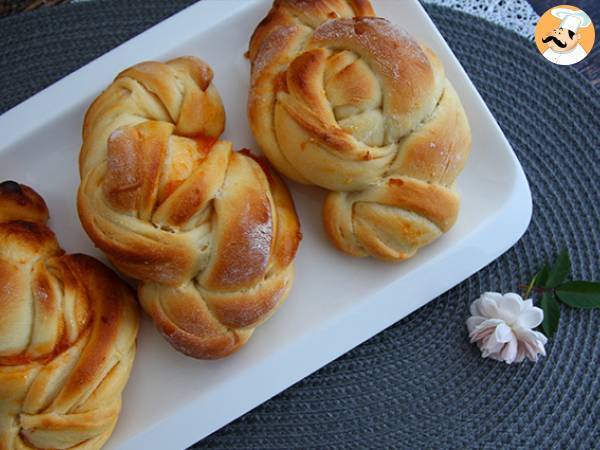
[551,8,592,33]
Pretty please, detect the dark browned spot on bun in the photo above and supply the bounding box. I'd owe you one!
[0,181,22,194]
[274,71,289,94]
[353,18,369,35]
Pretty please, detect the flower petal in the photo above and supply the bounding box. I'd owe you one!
[531,330,548,345]
[481,333,504,356]
[515,328,547,362]
[477,318,505,330]
[538,343,547,357]
[466,316,485,333]
[526,344,540,362]
[469,324,495,343]
[478,293,501,318]
[500,336,518,364]
[484,292,504,301]
[469,299,482,316]
[487,351,504,362]
[470,319,505,341]
[497,293,522,323]
[518,306,544,329]
[515,344,526,363]
[494,323,513,343]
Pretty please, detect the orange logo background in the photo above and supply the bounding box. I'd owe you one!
[534,5,595,56]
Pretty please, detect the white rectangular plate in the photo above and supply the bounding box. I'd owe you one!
[0,1,532,449]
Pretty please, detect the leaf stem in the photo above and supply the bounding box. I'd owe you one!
[518,284,556,296]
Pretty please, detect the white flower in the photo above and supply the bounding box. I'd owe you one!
[467,292,548,364]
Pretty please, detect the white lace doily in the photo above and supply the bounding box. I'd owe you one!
[423,0,539,38]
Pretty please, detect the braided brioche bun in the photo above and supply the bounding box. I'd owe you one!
[0,181,139,450]
[78,57,301,359]
[248,0,471,261]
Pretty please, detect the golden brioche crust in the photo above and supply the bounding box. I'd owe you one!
[0,181,139,450]
[78,57,301,359]
[248,0,472,261]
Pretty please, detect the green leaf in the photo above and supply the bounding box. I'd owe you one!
[525,264,550,297]
[536,264,550,287]
[540,292,560,337]
[545,248,571,288]
[556,281,600,309]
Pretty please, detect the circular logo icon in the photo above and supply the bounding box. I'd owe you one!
[535,5,595,65]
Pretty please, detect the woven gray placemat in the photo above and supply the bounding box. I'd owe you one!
[1,1,599,448]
